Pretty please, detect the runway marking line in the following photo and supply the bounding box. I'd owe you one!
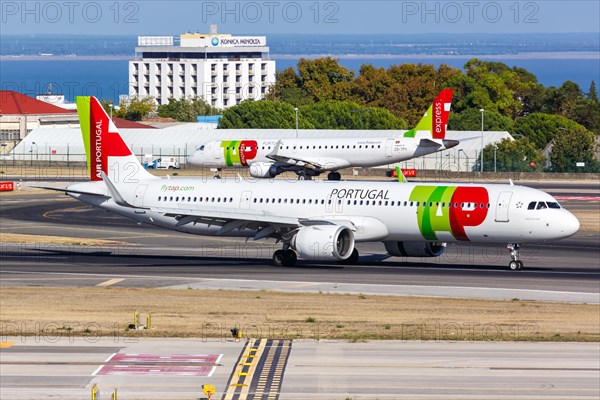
[96,278,125,287]
[0,341,16,348]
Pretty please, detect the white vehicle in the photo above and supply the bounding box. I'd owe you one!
[187,89,458,180]
[50,96,579,270]
[146,157,180,169]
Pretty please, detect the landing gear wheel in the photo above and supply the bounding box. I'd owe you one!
[272,250,284,266]
[327,172,342,181]
[506,244,524,271]
[282,250,297,267]
[509,260,521,271]
[297,172,311,180]
[338,248,359,265]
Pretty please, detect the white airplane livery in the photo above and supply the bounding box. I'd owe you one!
[187,89,458,180]
[55,96,580,270]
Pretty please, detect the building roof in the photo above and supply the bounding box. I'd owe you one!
[111,117,157,129]
[0,90,75,115]
[0,91,154,129]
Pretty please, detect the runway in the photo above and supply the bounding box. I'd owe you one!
[1,186,599,399]
[1,337,599,400]
[1,190,599,302]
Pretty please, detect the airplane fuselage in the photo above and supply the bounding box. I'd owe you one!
[187,137,451,171]
[68,178,579,245]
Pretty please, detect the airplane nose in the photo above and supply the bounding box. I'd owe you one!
[186,153,197,165]
[442,139,459,149]
[560,212,580,238]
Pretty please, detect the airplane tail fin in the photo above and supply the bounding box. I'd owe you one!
[76,96,157,183]
[402,89,453,140]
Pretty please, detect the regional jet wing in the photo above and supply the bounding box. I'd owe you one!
[266,142,350,171]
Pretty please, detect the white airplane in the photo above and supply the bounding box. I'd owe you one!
[187,89,458,180]
[49,96,579,270]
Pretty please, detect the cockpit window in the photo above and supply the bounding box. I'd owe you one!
[536,202,548,210]
[527,202,536,210]
[547,202,561,209]
[197,145,205,151]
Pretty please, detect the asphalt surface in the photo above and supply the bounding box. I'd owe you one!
[1,188,598,302]
[1,185,599,400]
[1,338,599,400]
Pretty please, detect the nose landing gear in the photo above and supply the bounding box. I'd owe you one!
[507,244,524,271]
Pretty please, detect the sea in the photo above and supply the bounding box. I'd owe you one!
[1,33,599,103]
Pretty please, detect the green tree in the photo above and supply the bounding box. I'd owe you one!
[266,67,313,107]
[512,113,587,149]
[550,128,599,172]
[157,97,219,122]
[113,97,156,121]
[218,100,314,129]
[448,108,514,131]
[296,57,355,102]
[301,101,407,130]
[588,81,598,101]
[479,137,545,172]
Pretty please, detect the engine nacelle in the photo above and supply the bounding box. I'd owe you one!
[249,162,279,178]
[384,241,446,257]
[292,225,355,261]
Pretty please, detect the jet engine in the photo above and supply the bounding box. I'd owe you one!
[292,225,355,261]
[384,241,446,257]
[249,162,279,178]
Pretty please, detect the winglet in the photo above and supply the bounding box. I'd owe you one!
[395,166,407,183]
[403,89,453,140]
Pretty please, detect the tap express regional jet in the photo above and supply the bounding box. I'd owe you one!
[187,89,458,180]
[55,96,579,270]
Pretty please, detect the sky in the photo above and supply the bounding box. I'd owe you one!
[1,0,599,35]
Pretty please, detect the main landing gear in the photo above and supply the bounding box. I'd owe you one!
[327,171,342,181]
[507,244,524,271]
[272,249,298,267]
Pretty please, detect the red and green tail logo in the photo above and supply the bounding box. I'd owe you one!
[403,89,452,139]
[76,97,132,181]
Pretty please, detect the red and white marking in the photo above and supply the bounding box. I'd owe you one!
[555,196,600,201]
[93,353,221,377]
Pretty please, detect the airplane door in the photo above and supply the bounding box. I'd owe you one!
[134,184,148,208]
[212,142,221,159]
[385,139,394,157]
[495,191,512,222]
[240,191,252,209]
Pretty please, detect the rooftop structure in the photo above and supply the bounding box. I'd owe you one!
[129,27,276,108]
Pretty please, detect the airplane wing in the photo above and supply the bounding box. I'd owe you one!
[266,143,350,171]
[148,204,355,240]
[33,186,110,198]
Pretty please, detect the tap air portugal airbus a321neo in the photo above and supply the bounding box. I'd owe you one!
[187,89,458,180]
[53,96,579,270]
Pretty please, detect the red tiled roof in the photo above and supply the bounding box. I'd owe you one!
[112,117,157,129]
[0,91,73,115]
[0,91,155,129]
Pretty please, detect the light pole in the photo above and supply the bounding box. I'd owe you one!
[294,107,298,139]
[459,149,469,172]
[479,108,484,172]
[494,145,497,173]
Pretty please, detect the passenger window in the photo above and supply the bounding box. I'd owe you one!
[528,202,537,210]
